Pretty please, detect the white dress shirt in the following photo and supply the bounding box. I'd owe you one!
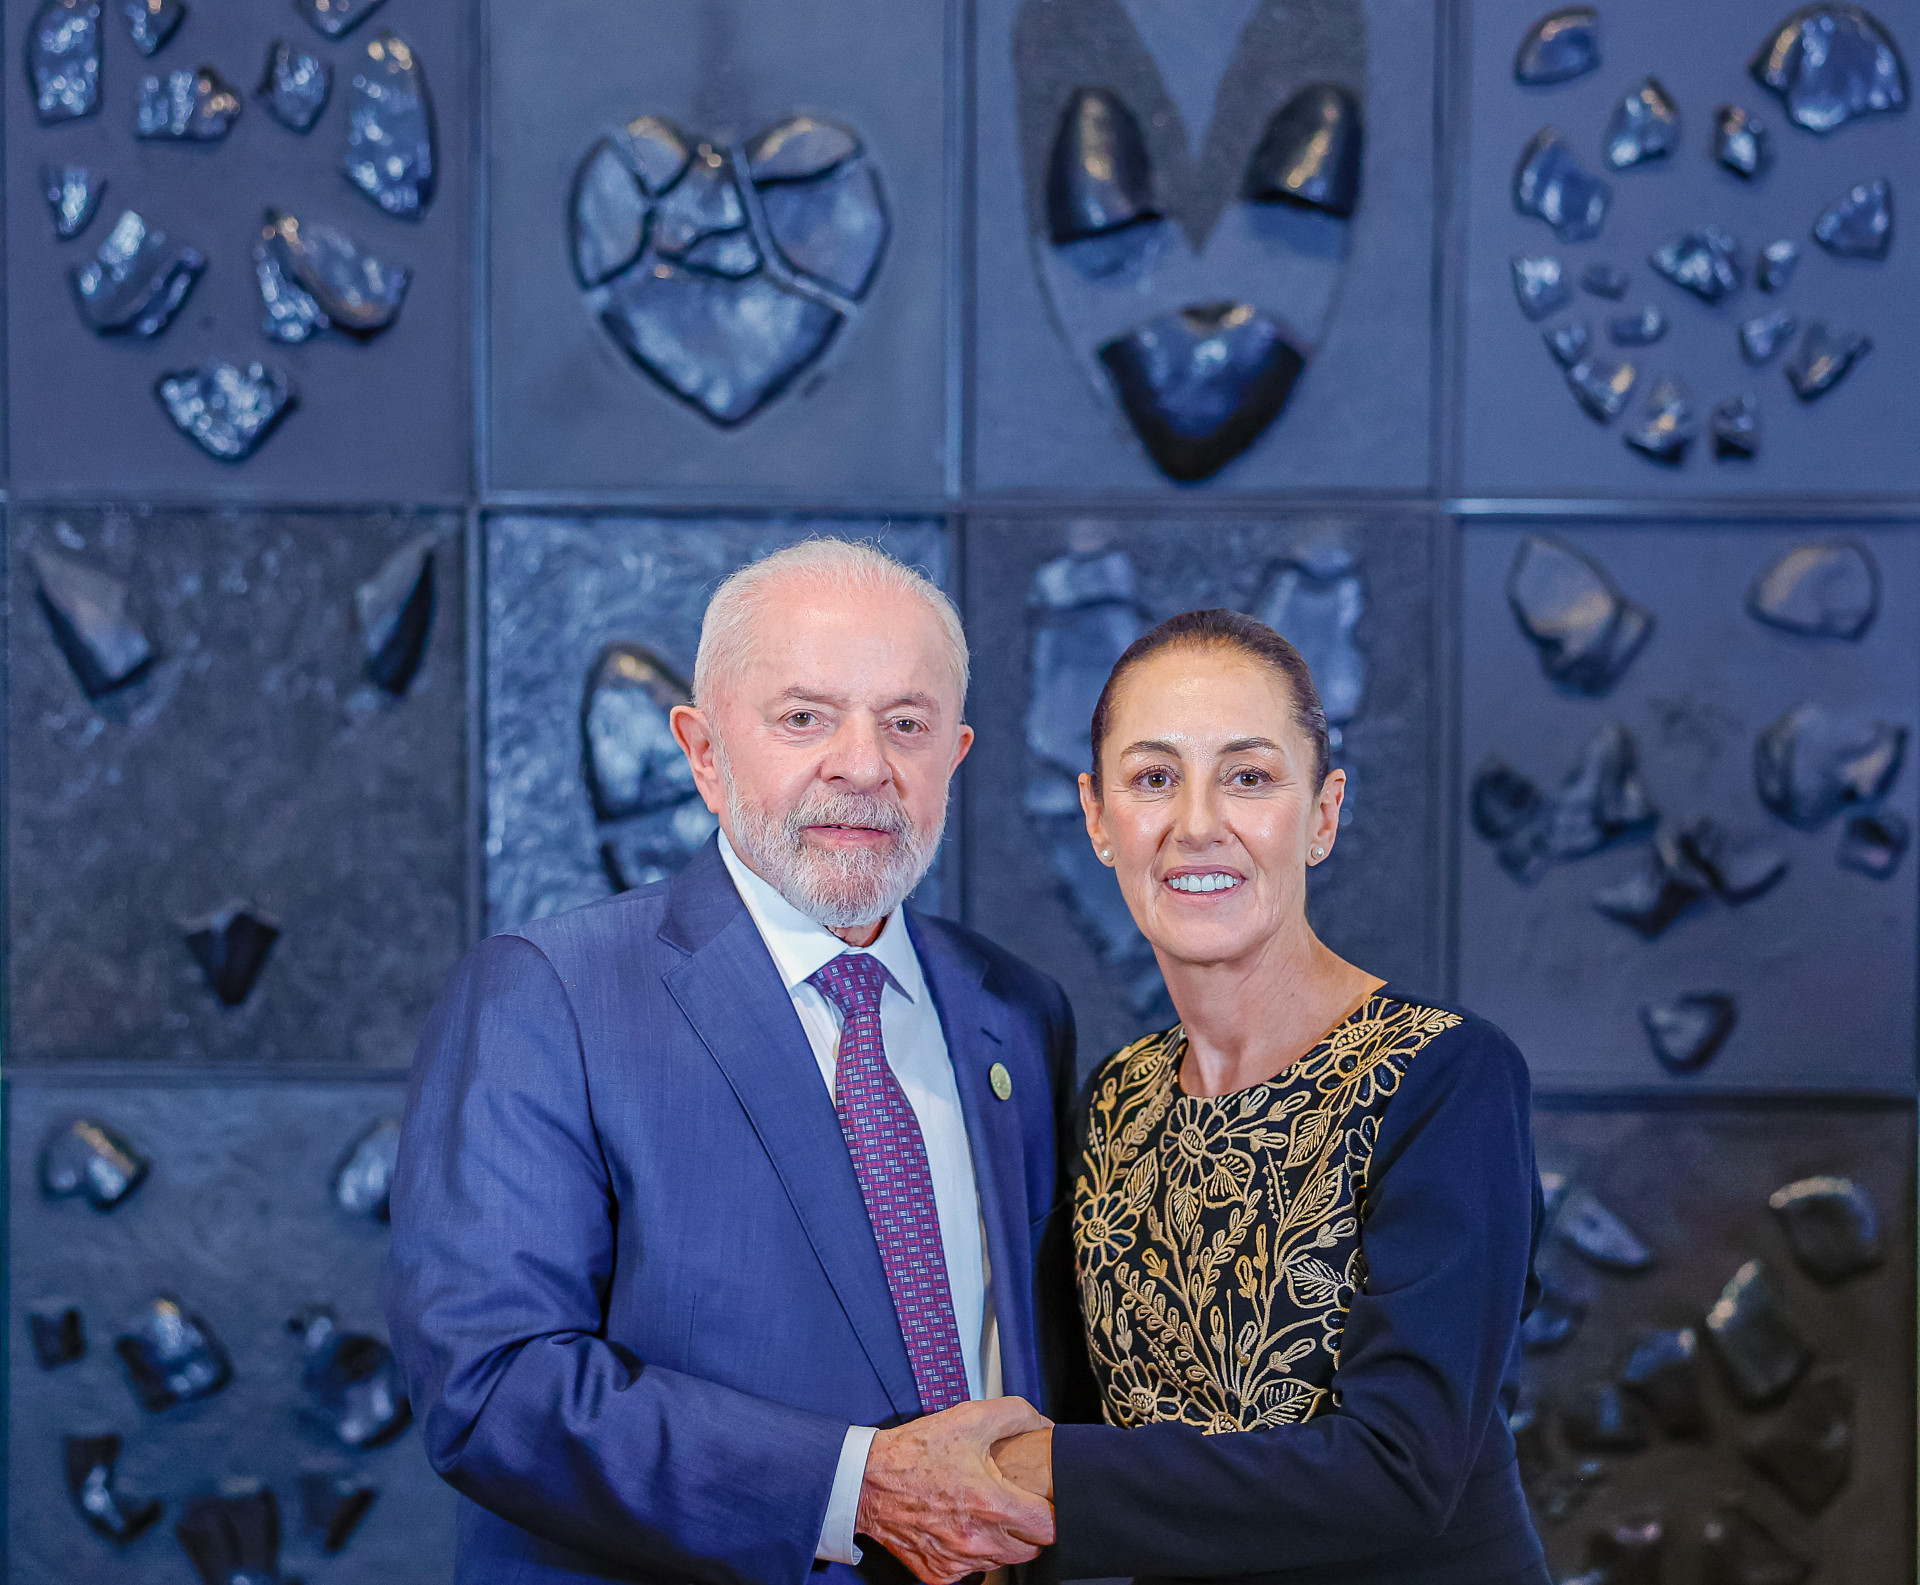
[717,834,1001,1566]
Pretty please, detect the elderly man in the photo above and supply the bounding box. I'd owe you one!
[387,539,1078,1585]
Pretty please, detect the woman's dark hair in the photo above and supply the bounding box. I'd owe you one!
[1087,609,1330,792]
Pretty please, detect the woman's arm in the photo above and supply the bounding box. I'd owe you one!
[1042,1022,1543,1579]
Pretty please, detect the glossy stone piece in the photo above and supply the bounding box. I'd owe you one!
[65,1433,162,1542]
[1244,83,1363,218]
[1512,253,1571,319]
[42,163,104,238]
[581,643,697,821]
[1048,88,1156,242]
[357,534,435,693]
[1588,1515,1667,1585]
[1514,128,1611,240]
[291,1307,412,1447]
[1704,1260,1812,1407]
[1745,1372,1853,1515]
[1605,77,1681,169]
[301,1472,376,1553]
[1549,724,1658,863]
[1471,759,1549,880]
[1098,305,1306,483]
[1784,321,1870,398]
[1755,704,1905,827]
[1566,356,1637,422]
[1813,177,1893,258]
[137,66,243,140]
[650,146,744,255]
[1839,809,1909,877]
[345,31,435,218]
[158,362,297,462]
[175,1485,284,1585]
[1545,320,1592,366]
[1558,1186,1654,1270]
[1641,992,1738,1072]
[1619,1328,1708,1436]
[1700,1496,1815,1585]
[1769,1176,1880,1285]
[1521,1282,1586,1351]
[1748,541,1878,638]
[1561,1381,1650,1452]
[1759,238,1799,291]
[1651,229,1742,302]
[29,548,154,698]
[1624,375,1695,464]
[1716,105,1770,177]
[41,1117,149,1206]
[756,156,886,298]
[745,115,857,181]
[296,0,385,38]
[595,265,841,426]
[1676,817,1788,901]
[1750,3,1908,133]
[333,1117,401,1218]
[256,210,409,342]
[29,0,99,122]
[615,114,693,194]
[116,1296,232,1409]
[1740,310,1799,367]
[598,802,720,895]
[259,41,330,132]
[1507,536,1652,696]
[1593,846,1707,938]
[183,902,280,1004]
[1515,7,1600,84]
[571,137,650,287]
[1581,261,1629,298]
[1252,551,1366,726]
[1609,305,1665,345]
[71,210,206,336]
[30,1305,87,1367]
[120,0,181,53]
[1713,395,1761,459]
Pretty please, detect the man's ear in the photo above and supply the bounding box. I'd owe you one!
[670,704,727,816]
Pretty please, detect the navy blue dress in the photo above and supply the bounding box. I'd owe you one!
[1049,987,1550,1585]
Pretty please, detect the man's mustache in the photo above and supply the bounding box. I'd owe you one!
[783,793,912,845]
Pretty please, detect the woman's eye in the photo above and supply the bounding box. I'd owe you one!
[1141,771,1170,790]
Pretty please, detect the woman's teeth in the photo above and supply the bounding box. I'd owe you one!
[1167,873,1240,893]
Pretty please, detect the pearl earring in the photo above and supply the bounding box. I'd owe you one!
[1100,848,1113,862]
[1309,845,1326,862]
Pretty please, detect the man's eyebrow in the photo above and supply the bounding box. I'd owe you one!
[766,688,946,714]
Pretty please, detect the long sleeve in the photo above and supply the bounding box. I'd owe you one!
[1050,1023,1542,1579]
[383,933,849,1585]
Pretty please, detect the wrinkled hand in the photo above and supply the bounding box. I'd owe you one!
[856,1396,1056,1583]
[990,1427,1052,1502]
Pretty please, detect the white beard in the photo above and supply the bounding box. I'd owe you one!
[717,747,945,929]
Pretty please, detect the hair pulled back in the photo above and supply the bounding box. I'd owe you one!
[1087,609,1330,792]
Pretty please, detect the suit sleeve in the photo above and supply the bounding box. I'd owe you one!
[384,932,848,1585]
[1050,1025,1541,1579]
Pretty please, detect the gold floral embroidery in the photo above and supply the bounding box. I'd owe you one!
[1073,996,1463,1433]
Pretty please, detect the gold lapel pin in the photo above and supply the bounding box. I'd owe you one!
[989,1062,1013,1101]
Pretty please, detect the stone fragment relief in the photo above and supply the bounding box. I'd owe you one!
[1507,3,1905,465]
[569,114,889,425]
[23,0,439,460]
[1518,1111,1910,1585]
[1014,0,1368,482]
[1469,531,1907,1082]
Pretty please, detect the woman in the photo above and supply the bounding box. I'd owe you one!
[998,609,1548,1584]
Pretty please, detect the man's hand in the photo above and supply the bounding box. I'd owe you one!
[855,1396,1056,1584]
[989,1427,1052,1501]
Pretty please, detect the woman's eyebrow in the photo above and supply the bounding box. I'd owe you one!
[1221,737,1282,753]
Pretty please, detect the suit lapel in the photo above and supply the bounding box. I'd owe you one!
[910,914,1040,1405]
[662,846,921,1420]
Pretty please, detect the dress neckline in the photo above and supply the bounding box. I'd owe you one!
[1167,981,1402,1104]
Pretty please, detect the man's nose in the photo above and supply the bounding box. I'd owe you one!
[820,714,892,790]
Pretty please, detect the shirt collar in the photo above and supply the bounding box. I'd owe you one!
[717,829,924,1003]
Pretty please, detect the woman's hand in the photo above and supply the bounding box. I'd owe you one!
[991,1427,1054,1501]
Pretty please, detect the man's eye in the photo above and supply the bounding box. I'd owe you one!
[891,718,925,734]
[787,712,817,728]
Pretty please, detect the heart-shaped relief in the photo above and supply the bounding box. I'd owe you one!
[1014,0,1365,481]
[570,114,889,426]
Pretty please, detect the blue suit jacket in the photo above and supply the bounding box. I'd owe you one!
[385,838,1078,1585]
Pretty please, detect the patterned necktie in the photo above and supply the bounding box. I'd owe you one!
[809,951,971,1414]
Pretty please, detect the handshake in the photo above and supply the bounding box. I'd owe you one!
[856,1397,1057,1584]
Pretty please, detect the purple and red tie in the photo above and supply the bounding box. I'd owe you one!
[810,951,971,1414]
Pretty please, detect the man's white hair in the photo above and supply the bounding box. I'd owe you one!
[693,538,970,709]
